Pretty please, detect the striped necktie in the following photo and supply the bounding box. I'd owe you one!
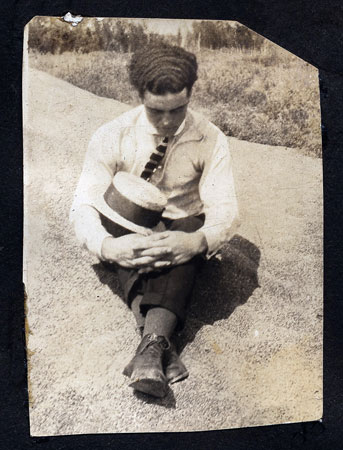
[141,136,169,181]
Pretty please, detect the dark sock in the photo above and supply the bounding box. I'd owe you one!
[131,295,145,329]
[143,307,178,339]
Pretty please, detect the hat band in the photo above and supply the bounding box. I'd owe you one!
[103,183,163,228]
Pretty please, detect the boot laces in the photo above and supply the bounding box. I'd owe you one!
[139,333,170,354]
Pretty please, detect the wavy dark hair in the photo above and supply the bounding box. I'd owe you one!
[128,43,198,98]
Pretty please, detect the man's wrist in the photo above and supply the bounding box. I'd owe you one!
[101,235,117,261]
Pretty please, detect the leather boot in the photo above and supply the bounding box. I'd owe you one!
[123,333,169,398]
[164,342,189,384]
[128,327,189,385]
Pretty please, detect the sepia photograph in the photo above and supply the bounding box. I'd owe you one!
[23,16,322,435]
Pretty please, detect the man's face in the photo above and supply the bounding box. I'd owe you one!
[143,88,190,137]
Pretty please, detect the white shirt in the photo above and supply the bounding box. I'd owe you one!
[70,105,239,259]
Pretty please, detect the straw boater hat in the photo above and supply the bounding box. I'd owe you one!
[90,172,167,237]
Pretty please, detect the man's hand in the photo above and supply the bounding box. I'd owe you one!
[101,233,172,269]
[138,230,208,267]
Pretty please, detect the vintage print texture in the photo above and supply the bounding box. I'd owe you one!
[23,17,322,435]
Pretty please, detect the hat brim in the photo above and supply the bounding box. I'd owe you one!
[89,186,153,236]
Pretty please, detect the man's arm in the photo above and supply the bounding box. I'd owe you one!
[70,125,119,259]
[70,124,174,268]
[197,130,239,257]
[137,129,238,267]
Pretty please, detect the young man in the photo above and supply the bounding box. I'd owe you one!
[70,43,238,398]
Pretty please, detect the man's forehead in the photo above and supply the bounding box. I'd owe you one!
[143,88,190,110]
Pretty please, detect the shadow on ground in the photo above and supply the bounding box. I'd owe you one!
[92,234,260,354]
[134,386,176,409]
[180,234,260,351]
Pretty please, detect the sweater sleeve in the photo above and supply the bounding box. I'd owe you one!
[198,131,240,258]
[69,124,120,259]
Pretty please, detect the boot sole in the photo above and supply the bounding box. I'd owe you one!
[129,377,167,398]
[167,370,189,384]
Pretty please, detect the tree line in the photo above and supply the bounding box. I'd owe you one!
[28,17,264,54]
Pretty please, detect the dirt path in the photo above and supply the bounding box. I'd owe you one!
[24,69,322,435]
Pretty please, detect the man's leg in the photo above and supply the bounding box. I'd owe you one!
[124,215,205,396]
[115,215,204,332]
[130,295,145,331]
[113,265,144,332]
[142,307,178,338]
[139,215,205,328]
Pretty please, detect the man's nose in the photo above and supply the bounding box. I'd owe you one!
[161,112,172,125]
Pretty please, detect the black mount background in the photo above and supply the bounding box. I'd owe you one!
[1,1,342,449]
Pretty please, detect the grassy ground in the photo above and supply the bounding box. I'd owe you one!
[29,44,321,157]
[24,69,322,435]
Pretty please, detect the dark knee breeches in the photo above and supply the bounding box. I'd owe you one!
[106,214,205,328]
